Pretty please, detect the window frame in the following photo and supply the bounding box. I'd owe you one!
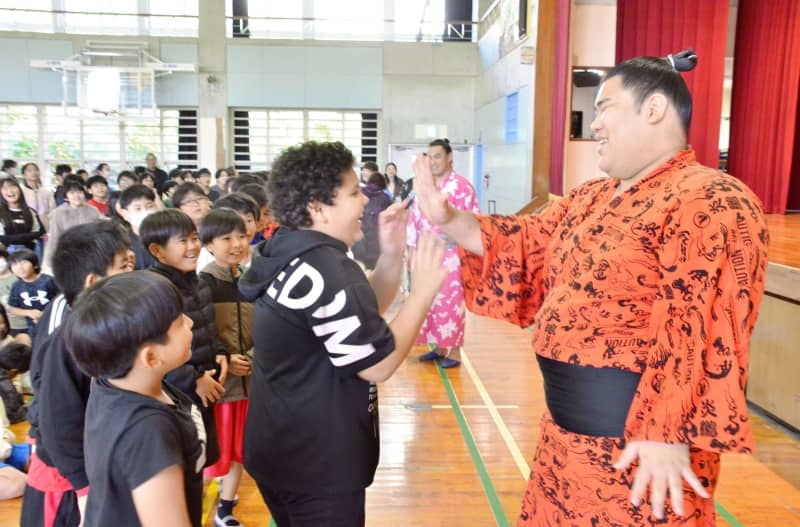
[229,107,380,172]
[0,103,197,187]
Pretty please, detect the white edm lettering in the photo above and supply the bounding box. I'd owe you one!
[270,260,325,310]
[271,259,375,366]
[313,316,375,367]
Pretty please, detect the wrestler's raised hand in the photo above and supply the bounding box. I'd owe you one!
[412,153,452,226]
[613,440,710,519]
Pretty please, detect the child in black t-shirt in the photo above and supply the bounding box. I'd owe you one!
[63,271,204,526]
[6,249,59,337]
[238,141,448,525]
[140,209,228,469]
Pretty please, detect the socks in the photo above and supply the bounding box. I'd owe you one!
[218,499,235,519]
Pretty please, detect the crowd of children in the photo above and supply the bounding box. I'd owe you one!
[0,141,445,527]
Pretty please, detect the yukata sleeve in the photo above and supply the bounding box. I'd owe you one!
[458,196,571,328]
[625,197,769,453]
[450,177,480,214]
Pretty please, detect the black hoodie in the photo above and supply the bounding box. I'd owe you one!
[238,227,395,494]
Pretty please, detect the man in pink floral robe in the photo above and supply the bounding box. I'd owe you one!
[407,138,479,367]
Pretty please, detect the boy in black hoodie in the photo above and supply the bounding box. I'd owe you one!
[141,209,228,469]
[20,221,135,526]
[238,141,447,525]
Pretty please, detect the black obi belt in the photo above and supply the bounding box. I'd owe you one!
[536,354,641,438]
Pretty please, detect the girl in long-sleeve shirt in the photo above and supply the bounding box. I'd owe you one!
[0,178,44,254]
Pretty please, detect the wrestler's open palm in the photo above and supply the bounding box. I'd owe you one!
[614,440,709,519]
[412,153,451,226]
[377,201,408,258]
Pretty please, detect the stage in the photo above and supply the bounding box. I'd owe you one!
[766,213,800,268]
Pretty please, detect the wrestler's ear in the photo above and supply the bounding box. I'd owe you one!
[643,92,669,124]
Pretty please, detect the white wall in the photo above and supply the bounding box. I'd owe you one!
[226,42,383,109]
[0,37,71,103]
[565,2,616,193]
[473,4,536,214]
[474,83,531,213]
[381,42,478,176]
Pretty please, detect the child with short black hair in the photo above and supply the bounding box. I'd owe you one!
[173,182,211,228]
[237,183,277,244]
[117,184,158,270]
[213,193,259,242]
[20,220,135,526]
[238,141,447,524]
[63,271,204,526]
[196,168,215,200]
[195,193,260,272]
[161,180,179,208]
[0,245,29,341]
[199,209,254,527]
[116,171,138,191]
[7,249,58,338]
[141,209,229,470]
[43,179,105,272]
[52,165,74,206]
[86,175,111,217]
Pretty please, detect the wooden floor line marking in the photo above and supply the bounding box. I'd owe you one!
[461,348,531,480]
[431,404,519,409]
[436,360,510,527]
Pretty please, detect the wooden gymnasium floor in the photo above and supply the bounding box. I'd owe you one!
[0,213,797,526]
[765,213,800,268]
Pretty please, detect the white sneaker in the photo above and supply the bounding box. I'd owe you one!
[215,512,242,527]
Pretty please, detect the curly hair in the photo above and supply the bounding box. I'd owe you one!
[268,141,355,229]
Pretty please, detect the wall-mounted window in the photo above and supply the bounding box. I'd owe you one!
[0,105,196,185]
[231,109,379,172]
[505,91,519,144]
[225,0,450,42]
[0,0,198,36]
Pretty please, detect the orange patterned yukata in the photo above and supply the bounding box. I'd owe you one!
[459,150,768,526]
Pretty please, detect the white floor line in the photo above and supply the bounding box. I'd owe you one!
[460,349,531,480]
[431,404,519,409]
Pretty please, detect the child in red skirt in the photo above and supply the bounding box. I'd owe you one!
[199,208,255,527]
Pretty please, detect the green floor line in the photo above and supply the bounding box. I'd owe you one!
[436,361,511,527]
[715,501,744,527]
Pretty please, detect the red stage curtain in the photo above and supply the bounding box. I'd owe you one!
[549,0,570,197]
[728,0,800,214]
[616,0,728,169]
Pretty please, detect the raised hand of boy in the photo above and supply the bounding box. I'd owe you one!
[358,233,447,384]
[377,201,408,259]
[195,370,224,407]
[408,233,449,303]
